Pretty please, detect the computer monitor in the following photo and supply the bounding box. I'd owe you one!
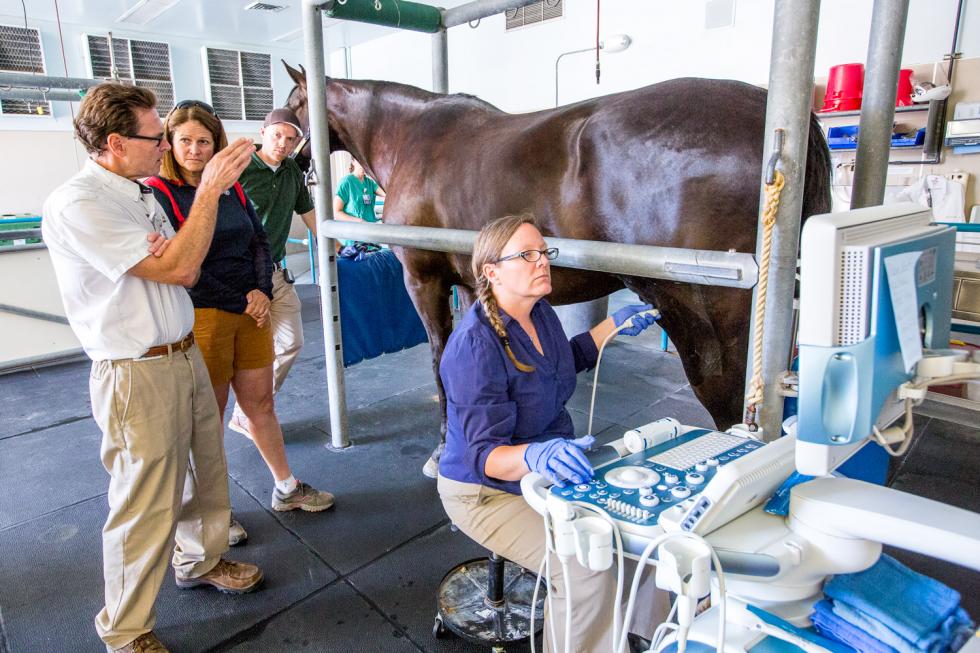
[795,203,956,475]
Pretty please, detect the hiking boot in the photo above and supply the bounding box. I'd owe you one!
[109,632,169,653]
[229,516,247,547]
[271,481,335,512]
[228,414,253,440]
[175,559,263,594]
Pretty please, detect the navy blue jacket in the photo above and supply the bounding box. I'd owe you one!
[149,176,273,314]
[438,300,598,494]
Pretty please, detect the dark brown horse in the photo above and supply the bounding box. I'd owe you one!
[282,62,831,471]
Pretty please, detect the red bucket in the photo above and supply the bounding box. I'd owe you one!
[822,63,864,112]
[896,68,914,106]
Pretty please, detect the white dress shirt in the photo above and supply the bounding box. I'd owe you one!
[42,158,194,360]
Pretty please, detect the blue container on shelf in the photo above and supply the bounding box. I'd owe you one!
[826,125,926,150]
[827,125,860,149]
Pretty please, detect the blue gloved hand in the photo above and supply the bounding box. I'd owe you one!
[523,435,595,487]
[612,303,658,336]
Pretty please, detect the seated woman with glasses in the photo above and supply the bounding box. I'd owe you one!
[436,215,661,653]
[147,101,334,547]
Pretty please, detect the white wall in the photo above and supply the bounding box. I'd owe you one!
[0,13,305,213]
[343,0,978,112]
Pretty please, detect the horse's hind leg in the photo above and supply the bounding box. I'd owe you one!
[398,254,456,478]
[627,279,752,430]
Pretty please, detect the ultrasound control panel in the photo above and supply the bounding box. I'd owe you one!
[549,429,764,528]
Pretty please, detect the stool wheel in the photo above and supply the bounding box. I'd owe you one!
[434,555,545,648]
[433,615,448,639]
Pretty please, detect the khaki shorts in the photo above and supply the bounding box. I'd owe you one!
[193,307,274,386]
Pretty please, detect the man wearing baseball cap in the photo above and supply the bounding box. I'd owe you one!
[228,108,330,543]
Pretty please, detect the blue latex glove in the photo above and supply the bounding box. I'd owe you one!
[524,435,595,487]
[612,303,658,336]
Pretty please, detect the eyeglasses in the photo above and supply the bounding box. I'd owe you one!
[494,247,559,264]
[123,133,166,147]
[169,99,218,118]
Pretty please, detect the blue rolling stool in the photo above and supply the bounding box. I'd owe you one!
[433,550,546,651]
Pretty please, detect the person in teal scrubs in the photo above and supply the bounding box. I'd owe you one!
[333,159,385,248]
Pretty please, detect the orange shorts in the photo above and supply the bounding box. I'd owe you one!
[192,307,274,386]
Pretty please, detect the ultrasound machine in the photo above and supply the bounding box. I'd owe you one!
[522,203,980,653]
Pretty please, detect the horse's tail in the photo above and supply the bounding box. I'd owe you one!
[802,112,832,222]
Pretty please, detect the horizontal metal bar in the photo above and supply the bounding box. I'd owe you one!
[319,221,758,289]
[443,0,545,28]
[0,348,86,376]
[0,303,69,325]
[0,243,46,253]
[0,71,101,91]
[0,229,42,240]
[0,88,83,102]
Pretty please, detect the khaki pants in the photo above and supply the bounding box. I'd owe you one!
[91,344,230,649]
[269,269,304,393]
[438,476,669,653]
[233,269,303,422]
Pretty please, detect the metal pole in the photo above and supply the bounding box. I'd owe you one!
[744,0,822,441]
[432,27,449,93]
[319,221,759,289]
[442,0,544,28]
[0,71,100,91]
[0,88,84,102]
[303,0,349,449]
[851,0,909,209]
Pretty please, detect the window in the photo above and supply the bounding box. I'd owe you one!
[204,48,273,121]
[86,35,175,114]
[505,0,563,30]
[0,24,50,116]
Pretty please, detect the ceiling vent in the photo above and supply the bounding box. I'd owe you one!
[116,0,182,25]
[245,1,288,11]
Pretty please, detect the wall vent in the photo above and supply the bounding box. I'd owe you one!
[204,48,273,121]
[245,2,288,11]
[87,35,175,114]
[505,0,562,31]
[0,24,51,116]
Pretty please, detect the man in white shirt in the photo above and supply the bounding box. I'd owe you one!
[42,83,262,653]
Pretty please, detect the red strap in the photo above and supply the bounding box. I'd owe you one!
[144,176,187,227]
[233,182,247,209]
[145,177,249,230]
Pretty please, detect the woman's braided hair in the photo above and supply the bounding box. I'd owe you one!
[471,214,537,373]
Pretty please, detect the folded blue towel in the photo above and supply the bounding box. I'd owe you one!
[812,599,897,653]
[824,554,964,646]
[832,601,975,653]
[833,599,917,653]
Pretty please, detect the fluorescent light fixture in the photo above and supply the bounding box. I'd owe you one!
[116,0,181,24]
[600,34,632,53]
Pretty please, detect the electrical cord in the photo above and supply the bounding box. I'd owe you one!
[617,531,727,653]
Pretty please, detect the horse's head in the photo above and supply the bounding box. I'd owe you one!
[282,60,345,173]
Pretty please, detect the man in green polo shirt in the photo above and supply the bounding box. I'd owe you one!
[230,108,315,445]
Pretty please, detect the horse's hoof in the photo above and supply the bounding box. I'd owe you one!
[422,455,439,479]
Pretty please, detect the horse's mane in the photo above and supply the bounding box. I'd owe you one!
[285,77,501,115]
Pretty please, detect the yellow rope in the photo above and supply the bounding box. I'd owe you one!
[744,170,785,419]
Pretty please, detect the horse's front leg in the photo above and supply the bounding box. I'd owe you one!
[398,252,456,478]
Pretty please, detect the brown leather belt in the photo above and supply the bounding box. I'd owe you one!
[140,332,195,359]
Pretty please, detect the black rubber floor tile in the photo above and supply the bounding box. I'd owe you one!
[0,483,337,653]
[890,419,980,489]
[217,581,420,652]
[0,417,104,529]
[565,342,690,424]
[349,524,536,653]
[626,386,717,431]
[0,359,91,439]
[226,385,448,575]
